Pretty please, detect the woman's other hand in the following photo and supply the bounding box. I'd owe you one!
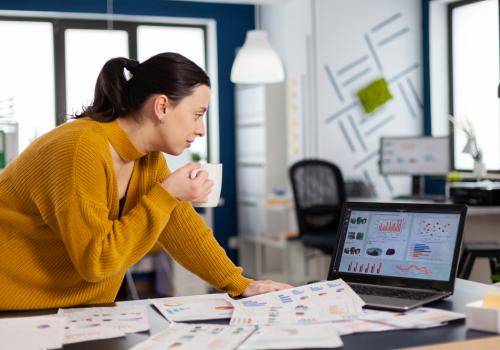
[161,163,213,202]
[241,280,293,297]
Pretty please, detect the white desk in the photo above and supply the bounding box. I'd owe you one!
[2,279,499,350]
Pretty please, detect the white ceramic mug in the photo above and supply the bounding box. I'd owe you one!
[190,163,222,207]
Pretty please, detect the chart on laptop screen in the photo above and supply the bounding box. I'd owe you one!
[338,210,461,281]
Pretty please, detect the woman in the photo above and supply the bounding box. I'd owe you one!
[0,52,290,310]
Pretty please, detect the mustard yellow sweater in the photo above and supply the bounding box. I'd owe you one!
[0,118,251,310]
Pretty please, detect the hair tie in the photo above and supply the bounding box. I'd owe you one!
[125,59,140,74]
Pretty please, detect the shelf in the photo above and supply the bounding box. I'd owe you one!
[454,172,500,181]
[236,119,265,127]
[238,196,292,208]
[237,161,266,167]
[235,83,287,281]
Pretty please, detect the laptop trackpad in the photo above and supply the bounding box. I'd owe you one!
[359,294,423,311]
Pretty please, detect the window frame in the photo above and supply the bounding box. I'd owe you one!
[0,11,217,162]
[447,0,500,172]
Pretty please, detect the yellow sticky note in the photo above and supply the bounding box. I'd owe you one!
[482,292,500,309]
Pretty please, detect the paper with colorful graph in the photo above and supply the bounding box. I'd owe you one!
[0,315,66,350]
[151,293,235,322]
[357,307,465,329]
[330,307,465,335]
[230,279,365,326]
[57,304,149,344]
[130,323,255,350]
[237,323,343,349]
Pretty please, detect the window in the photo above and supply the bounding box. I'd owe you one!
[0,14,212,164]
[0,20,55,151]
[449,0,500,170]
[137,25,208,166]
[65,29,129,117]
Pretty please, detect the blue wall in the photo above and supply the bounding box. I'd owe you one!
[421,0,432,137]
[0,0,254,262]
[421,0,446,195]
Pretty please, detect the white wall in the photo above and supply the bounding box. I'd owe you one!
[262,0,313,163]
[430,0,455,137]
[262,0,424,198]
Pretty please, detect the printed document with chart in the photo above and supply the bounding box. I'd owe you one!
[231,279,365,326]
[151,293,235,322]
[130,323,255,350]
[238,323,343,349]
[58,305,149,344]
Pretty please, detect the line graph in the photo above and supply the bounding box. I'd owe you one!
[395,264,432,275]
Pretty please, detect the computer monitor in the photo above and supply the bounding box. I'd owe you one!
[379,136,450,176]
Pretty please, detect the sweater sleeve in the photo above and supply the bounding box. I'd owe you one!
[155,157,252,297]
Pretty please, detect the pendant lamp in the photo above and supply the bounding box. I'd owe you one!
[230,5,284,84]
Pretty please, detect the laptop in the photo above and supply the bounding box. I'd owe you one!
[328,202,467,311]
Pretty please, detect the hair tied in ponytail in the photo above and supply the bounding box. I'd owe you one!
[125,59,140,75]
[74,52,210,122]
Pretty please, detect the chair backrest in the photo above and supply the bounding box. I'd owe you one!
[289,159,346,236]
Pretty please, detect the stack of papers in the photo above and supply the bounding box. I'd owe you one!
[58,304,149,344]
[141,279,464,349]
[362,307,465,329]
[2,278,465,350]
[151,293,234,322]
[131,322,344,350]
[230,279,365,326]
[332,307,465,335]
[0,315,66,350]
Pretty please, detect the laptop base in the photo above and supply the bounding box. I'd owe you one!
[352,286,450,312]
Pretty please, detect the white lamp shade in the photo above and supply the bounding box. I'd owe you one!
[230,30,285,84]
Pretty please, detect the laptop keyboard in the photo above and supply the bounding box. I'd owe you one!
[351,284,437,300]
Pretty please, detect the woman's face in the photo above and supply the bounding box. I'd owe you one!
[161,84,210,155]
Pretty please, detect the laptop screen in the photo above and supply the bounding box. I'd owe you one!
[335,206,462,282]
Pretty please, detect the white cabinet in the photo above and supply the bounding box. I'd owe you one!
[235,83,288,279]
[235,83,287,198]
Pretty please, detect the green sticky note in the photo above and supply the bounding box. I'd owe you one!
[357,78,393,114]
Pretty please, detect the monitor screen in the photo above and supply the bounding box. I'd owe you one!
[379,136,450,175]
[337,208,461,282]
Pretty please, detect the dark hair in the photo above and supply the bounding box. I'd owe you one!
[75,52,211,121]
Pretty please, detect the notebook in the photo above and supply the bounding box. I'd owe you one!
[328,202,467,311]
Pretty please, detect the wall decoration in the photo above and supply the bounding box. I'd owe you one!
[315,0,423,198]
[357,78,393,114]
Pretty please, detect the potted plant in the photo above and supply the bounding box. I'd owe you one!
[448,115,485,178]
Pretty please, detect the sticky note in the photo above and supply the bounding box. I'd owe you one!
[357,78,393,114]
[482,292,500,309]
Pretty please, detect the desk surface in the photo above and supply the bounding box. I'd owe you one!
[1,279,499,349]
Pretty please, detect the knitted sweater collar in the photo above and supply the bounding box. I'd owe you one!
[100,119,146,161]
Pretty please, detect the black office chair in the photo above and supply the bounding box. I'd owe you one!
[457,241,500,282]
[289,159,346,257]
